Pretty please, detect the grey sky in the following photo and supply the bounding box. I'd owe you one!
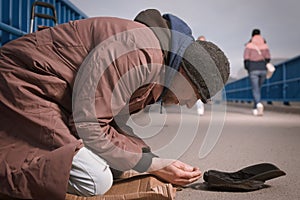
[69,0,300,78]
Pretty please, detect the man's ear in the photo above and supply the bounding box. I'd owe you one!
[179,65,191,81]
[179,66,201,99]
[178,66,185,74]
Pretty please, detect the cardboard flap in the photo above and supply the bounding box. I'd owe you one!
[65,174,176,200]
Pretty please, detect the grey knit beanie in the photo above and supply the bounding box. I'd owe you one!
[182,40,230,103]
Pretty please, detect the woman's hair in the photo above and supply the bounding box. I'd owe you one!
[252,29,261,37]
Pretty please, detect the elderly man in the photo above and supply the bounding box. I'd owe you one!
[0,9,229,200]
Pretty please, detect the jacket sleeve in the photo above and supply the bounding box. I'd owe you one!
[244,60,250,70]
[243,46,251,70]
[71,33,163,172]
[262,48,271,63]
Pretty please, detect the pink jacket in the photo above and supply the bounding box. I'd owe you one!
[243,35,271,71]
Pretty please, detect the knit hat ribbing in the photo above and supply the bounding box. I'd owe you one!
[182,40,230,103]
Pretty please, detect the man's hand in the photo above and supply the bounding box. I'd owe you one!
[147,158,202,186]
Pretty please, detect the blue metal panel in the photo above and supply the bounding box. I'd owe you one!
[60,0,87,19]
[0,0,88,47]
[1,0,11,44]
[224,55,300,103]
[21,0,30,33]
[0,0,1,43]
[11,0,21,41]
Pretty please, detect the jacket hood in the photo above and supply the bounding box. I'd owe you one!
[252,35,265,46]
[134,9,195,102]
[162,13,194,90]
[247,35,269,50]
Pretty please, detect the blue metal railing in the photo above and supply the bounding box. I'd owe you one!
[0,0,88,46]
[224,55,300,104]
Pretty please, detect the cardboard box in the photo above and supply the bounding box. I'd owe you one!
[65,174,176,200]
[0,173,176,200]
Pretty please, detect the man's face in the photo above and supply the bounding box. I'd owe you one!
[162,67,199,108]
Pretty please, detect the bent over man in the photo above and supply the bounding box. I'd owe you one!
[0,9,229,200]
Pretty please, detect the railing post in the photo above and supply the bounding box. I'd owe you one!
[282,63,290,105]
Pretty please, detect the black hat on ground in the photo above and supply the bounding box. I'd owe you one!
[203,163,286,192]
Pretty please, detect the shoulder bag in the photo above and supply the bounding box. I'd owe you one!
[253,44,275,79]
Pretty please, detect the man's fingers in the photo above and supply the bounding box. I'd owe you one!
[173,160,196,172]
[171,174,202,186]
[149,159,202,186]
[177,168,202,179]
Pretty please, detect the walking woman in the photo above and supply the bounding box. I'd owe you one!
[244,29,271,116]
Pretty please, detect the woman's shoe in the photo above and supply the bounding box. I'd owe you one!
[252,109,258,116]
[257,103,264,116]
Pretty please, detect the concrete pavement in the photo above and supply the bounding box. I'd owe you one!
[131,102,300,200]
